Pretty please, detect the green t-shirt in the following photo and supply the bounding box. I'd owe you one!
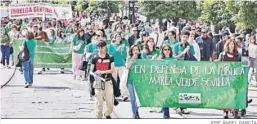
[141,49,160,60]
[173,42,195,60]
[162,40,179,48]
[72,35,87,54]
[5,26,11,33]
[0,34,10,45]
[49,36,55,43]
[23,39,36,58]
[162,57,177,61]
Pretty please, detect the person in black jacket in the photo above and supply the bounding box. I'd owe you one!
[84,25,95,45]
[128,27,138,47]
[195,29,214,61]
[216,30,230,58]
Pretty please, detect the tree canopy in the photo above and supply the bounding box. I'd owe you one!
[139,0,257,30]
[139,1,200,21]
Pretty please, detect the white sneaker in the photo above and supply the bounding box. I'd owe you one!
[181,109,190,114]
[38,71,42,74]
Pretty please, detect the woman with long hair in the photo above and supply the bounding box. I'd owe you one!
[162,30,179,47]
[1,28,11,68]
[217,39,241,119]
[248,34,257,85]
[125,45,142,119]
[49,29,56,43]
[70,29,87,80]
[141,37,160,60]
[159,45,176,118]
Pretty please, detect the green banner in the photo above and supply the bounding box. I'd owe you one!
[13,40,72,68]
[129,60,248,109]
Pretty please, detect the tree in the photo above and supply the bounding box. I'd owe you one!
[139,1,200,21]
[86,0,121,15]
[226,0,257,30]
[197,0,234,29]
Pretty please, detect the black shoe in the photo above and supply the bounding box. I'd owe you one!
[123,96,129,101]
[106,115,111,119]
[241,109,246,116]
[47,68,50,70]
[38,71,42,74]
[135,112,140,119]
[164,116,169,119]
[234,111,241,119]
[248,99,253,104]
[114,99,119,106]
[42,68,46,71]
[223,111,228,119]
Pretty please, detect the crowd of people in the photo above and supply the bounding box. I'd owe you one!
[1,12,257,119]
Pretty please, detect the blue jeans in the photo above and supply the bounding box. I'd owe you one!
[1,45,10,66]
[127,82,139,116]
[22,57,34,84]
[162,108,169,118]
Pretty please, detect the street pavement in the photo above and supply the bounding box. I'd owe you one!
[1,68,257,119]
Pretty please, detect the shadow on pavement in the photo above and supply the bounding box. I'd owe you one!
[4,85,71,90]
[187,111,222,117]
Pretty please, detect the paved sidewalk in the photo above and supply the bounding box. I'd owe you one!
[1,69,257,118]
[0,67,16,86]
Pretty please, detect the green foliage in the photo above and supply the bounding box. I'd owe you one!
[86,0,121,15]
[139,1,200,20]
[226,0,257,30]
[197,0,234,28]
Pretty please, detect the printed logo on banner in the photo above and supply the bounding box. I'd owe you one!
[179,93,201,104]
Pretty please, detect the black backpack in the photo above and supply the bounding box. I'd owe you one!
[18,42,30,62]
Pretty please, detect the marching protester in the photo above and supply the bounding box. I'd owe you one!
[217,39,241,119]
[162,30,179,48]
[188,30,201,61]
[71,29,87,80]
[86,30,105,99]
[90,41,115,119]
[248,34,257,86]
[141,37,160,60]
[19,31,36,88]
[128,27,139,47]
[196,28,214,61]
[107,33,128,101]
[216,30,230,58]
[1,28,11,68]
[159,44,177,119]
[8,24,20,66]
[173,30,195,114]
[125,45,142,118]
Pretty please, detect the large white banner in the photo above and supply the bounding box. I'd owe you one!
[8,3,72,19]
[52,4,72,20]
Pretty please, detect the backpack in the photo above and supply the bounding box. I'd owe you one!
[18,42,30,62]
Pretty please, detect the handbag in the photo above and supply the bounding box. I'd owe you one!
[78,55,87,71]
[120,69,129,95]
[184,52,197,61]
[111,76,121,97]
[18,42,30,62]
